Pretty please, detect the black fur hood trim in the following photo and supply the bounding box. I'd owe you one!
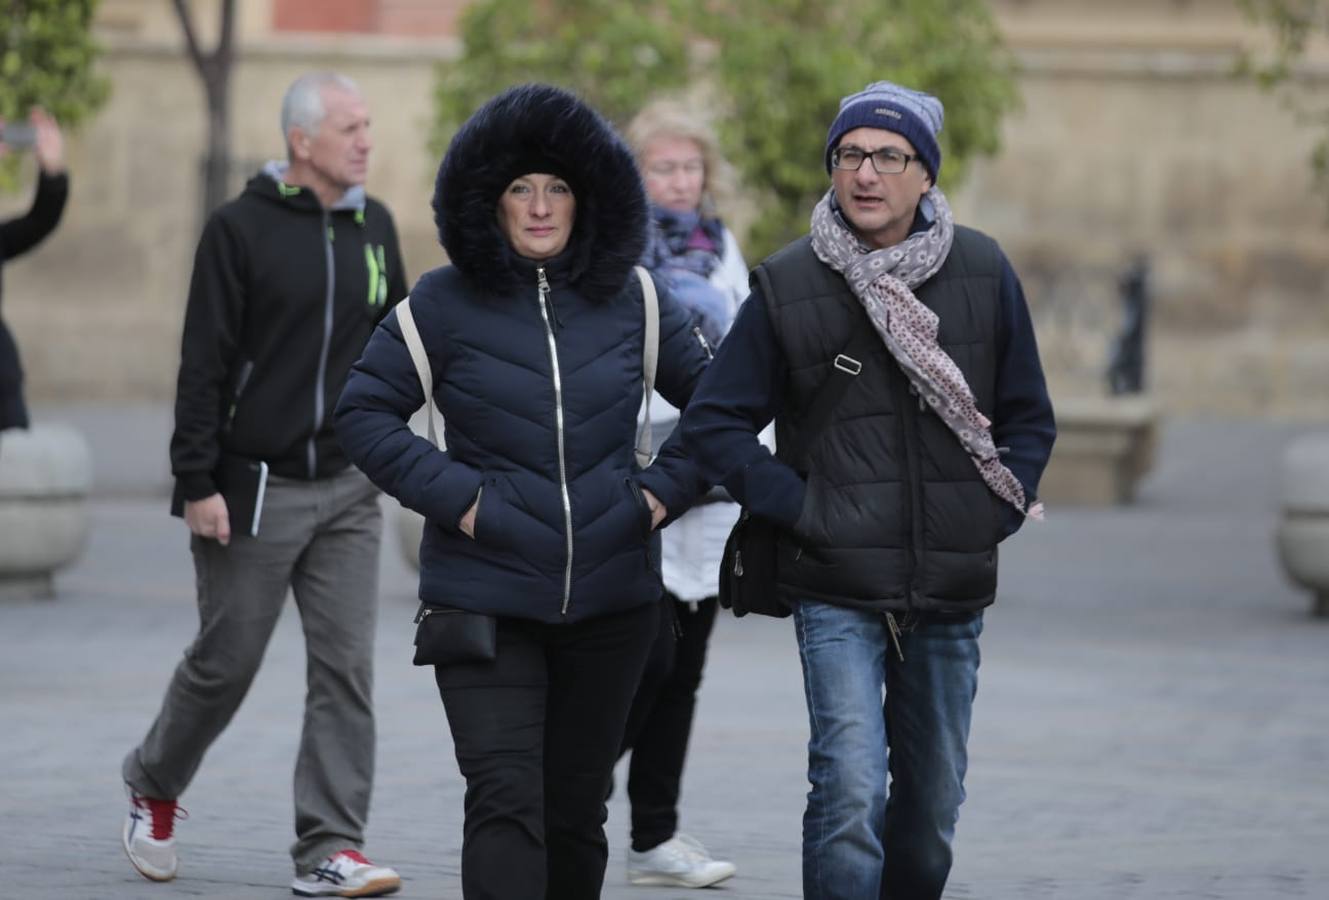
[433,83,648,302]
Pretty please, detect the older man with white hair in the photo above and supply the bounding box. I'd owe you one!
[120,72,406,897]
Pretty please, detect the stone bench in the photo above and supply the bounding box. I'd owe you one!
[1037,395,1159,505]
[1275,432,1329,617]
[0,423,93,599]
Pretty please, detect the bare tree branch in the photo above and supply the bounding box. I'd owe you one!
[170,0,208,76]
[217,0,236,67]
[169,0,238,217]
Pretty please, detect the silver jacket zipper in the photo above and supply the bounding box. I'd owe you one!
[309,210,336,478]
[536,267,575,614]
[692,325,714,360]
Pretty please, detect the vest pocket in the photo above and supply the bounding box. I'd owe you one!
[987,487,1008,545]
[780,533,836,568]
[914,549,997,610]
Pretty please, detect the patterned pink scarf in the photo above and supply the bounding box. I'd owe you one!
[809,187,1043,520]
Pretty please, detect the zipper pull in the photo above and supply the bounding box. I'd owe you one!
[537,267,562,330]
[733,549,744,577]
[413,602,428,625]
[885,612,905,662]
[692,325,714,360]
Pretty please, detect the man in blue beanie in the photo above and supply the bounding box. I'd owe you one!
[680,80,1056,899]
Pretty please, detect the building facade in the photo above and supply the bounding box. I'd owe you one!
[1,0,1325,417]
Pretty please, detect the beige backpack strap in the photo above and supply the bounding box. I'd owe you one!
[636,266,659,468]
[396,295,446,449]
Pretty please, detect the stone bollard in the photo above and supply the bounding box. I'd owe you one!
[1275,432,1329,617]
[397,505,424,571]
[1037,395,1159,505]
[0,423,93,599]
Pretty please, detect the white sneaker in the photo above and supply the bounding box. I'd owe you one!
[122,790,184,882]
[627,833,737,888]
[291,849,401,897]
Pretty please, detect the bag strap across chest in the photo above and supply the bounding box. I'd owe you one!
[397,268,659,462]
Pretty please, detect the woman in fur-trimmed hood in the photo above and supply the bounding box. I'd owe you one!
[335,83,712,898]
[433,81,650,302]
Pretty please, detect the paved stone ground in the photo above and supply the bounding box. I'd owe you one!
[3,410,1328,898]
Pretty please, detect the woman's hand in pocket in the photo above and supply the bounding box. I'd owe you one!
[642,488,667,530]
[459,487,481,539]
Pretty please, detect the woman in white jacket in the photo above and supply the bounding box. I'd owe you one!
[615,100,751,889]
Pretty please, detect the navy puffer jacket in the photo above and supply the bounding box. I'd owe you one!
[335,84,710,623]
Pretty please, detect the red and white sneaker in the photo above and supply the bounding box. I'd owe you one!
[292,849,401,897]
[122,789,185,881]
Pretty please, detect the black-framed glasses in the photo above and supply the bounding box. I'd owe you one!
[831,146,919,175]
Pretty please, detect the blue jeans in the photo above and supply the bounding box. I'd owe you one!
[793,600,983,900]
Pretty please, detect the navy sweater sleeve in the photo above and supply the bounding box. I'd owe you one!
[678,286,806,528]
[990,253,1056,538]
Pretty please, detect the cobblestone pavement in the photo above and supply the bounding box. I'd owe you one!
[3,414,1327,898]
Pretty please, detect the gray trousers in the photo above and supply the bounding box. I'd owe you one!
[123,467,383,874]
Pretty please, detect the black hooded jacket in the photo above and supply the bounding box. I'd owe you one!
[336,84,711,624]
[170,168,406,509]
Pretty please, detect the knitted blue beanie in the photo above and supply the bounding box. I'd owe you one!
[824,81,944,181]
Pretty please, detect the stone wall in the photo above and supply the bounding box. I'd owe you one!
[2,0,1327,417]
[0,32,450,405]
[952,0,1329,418]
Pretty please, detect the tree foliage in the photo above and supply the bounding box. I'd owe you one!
[432,0,695,151]
[1238,0,1329,198]
[1239,0,1326,82]
[703,0,1018,255]
[431,0,1018,259]
[0,0,109,189]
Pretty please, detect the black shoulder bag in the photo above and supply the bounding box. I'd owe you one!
[718,328,877,618]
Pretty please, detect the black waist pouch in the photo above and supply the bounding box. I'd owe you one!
[412,604,498,666]
[718,510,791,619]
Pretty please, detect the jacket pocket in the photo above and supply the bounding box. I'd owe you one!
[472,479,510,550]
[626,477,654,541]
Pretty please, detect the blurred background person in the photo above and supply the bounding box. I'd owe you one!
[611,99,750,889]
[0,108,67,443]
[335,84,711,900]
[120,72,404,898]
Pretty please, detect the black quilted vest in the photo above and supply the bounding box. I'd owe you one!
[755,226,1004,614]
